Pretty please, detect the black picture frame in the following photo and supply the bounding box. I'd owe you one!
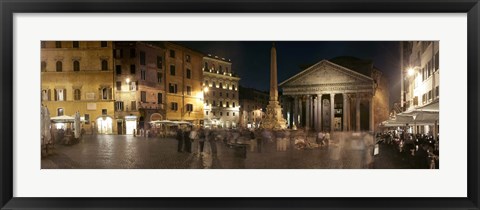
[1,0,479,209]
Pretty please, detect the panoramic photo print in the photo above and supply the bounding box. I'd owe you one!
[40,41,439,169]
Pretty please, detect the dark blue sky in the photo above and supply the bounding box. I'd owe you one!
[179,41,401,107]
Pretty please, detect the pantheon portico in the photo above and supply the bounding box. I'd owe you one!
[279,58,389,132]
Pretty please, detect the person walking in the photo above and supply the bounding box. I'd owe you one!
[176,127,185,153]
[184,126,192,153]
[198,128,206,154]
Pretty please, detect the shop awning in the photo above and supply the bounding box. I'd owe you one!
[51,115,75,123]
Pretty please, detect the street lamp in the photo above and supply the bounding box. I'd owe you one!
[126,78,130,84]
[407,66,420,77]
[204,87,209,93]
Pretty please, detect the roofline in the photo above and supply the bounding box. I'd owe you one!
[203,56,232,64]
[279,59,373,86]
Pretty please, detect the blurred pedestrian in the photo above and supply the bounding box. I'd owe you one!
[176,127,185,152]
[198,128,206,154]
[184,126,192,153]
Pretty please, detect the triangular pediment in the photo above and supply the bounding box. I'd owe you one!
[279,60,373,87]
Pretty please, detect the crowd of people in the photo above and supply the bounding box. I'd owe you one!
[377,131,439,169]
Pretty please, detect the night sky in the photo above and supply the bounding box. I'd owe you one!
[179,41,401,108]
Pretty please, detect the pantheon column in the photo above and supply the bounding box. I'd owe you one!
[317,94,322,131]
[330,94,335,132]
[298,97,303,127]
[356,94,361,131]
[313,96,318,131]
[293,96,299,127]
[306,95,311,129]
[343,93,348,131]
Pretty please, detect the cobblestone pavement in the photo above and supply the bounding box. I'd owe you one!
[41,134,415,169]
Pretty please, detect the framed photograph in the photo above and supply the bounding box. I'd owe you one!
[1,0,479,209]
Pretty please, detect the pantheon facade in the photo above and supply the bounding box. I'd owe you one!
[279,57,389,132]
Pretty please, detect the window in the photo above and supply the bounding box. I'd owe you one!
[220,112,223,116]
[73,61,80,71]
[232,85,235,90]
[212,82,216,88]
[102,109,107,115]
[205,100,209,105]
[226,93,229,97]
[41,41,46,48]
[157,56,163,69]
[220,101,223,107]
[157,72,162,83]
[73,41,79,48]
[219,83,223,89]
[131,101,137,111]
[130,48,136,58]
[115,49,123,58]
[100,87,112,100]
[213,101,216,106]
[101,41,107,47]
[55,41,61,48]
[56,61,62,72]
[435,52,439,71]
[116,65,122,75]
[204,62,208,70]
[213,91,215,97]
[206,111,209,115]
[428,90,432,100]
[116,81,122,91]
[168,83,178,93]
[220,92,223,97]
[141,91,146,103]
[187,104,194,112]
[74,89,81,100]
[226,67,229,73]
[101,60,108,71]
[57,108,64,116]
[436,86,439,97]
[226,102,229,107]
[115,101,124,111]
[169,50,175,58]
[55,89,65,101]
[140,51,146,65]
[186,69,191,79]
[212,111,216,116]
[170,65,175,76]
[41,89,50,101]
[233,112,235,116]
[41,61,47,72]
[232,93,235,98]
[141,68,146,80]
[157,93,162,104]
[227,112,229,116]
[171,102,178,111]
[219,66,223,73]
[186,55,191,63]
[186,86,192,96]
[233,102,236,107]
[84,114,90,124]
[130,64,136,74]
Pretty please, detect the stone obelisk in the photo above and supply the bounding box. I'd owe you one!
[261,42,287,130]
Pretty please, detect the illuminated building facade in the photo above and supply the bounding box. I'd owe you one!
[202,56,240,128]
[41,41,116,134]
[163,42,205,125]
[238,86,269,128]
[400,41,439,136]
[113,42,166,134]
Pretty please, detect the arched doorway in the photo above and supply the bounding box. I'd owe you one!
[96,116,113,134]
[150,113,163,121]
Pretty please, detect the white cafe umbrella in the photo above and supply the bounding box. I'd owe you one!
[51,115,75,123]
[74,112,81,139]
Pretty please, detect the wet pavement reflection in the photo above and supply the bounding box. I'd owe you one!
[42,133,407,169]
